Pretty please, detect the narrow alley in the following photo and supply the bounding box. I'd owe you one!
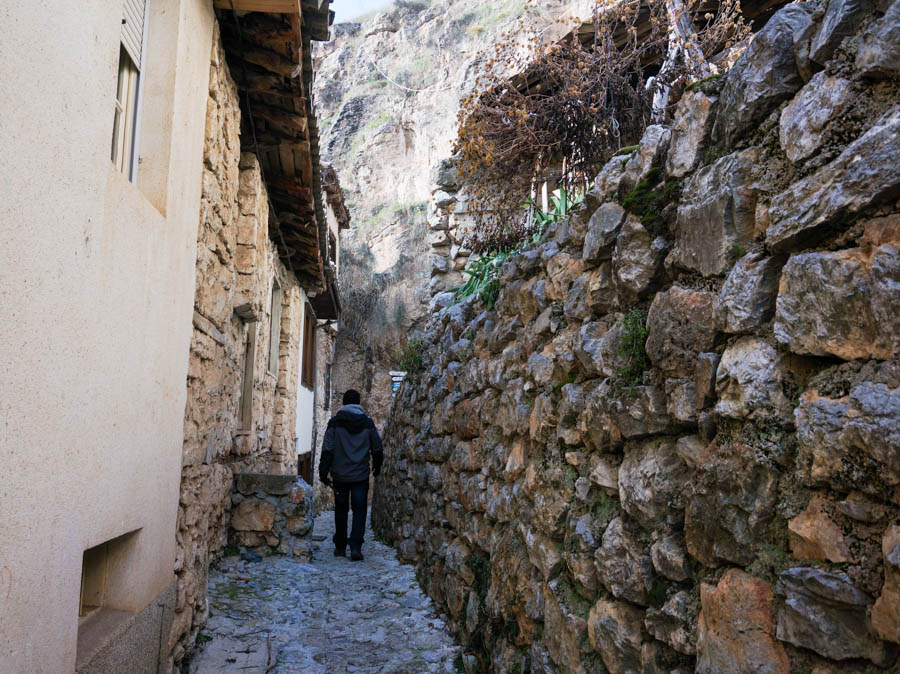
[188,512,461,673]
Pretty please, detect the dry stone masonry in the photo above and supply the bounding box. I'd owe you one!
[230,474,315,559]
[171,26,310,668]
[373,1,900,671]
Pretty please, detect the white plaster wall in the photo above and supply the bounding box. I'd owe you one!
[0,1,213,671]
[295,289,317,457]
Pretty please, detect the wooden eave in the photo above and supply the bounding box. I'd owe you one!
[321,164,351,230]
[215,0,335,302]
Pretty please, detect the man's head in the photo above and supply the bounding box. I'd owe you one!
[342,389,361,406]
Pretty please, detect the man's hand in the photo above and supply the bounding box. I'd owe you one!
[319,474,333,488]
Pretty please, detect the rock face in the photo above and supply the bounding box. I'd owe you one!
[712,3,816,146]
[370,4,900,671]
[767,107,900,251]
[774,244,900,360]
[776,567,891,666]
[668,148,759,276]
[697,570,789,674]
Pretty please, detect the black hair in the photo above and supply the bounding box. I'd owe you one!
[342,389,361,405]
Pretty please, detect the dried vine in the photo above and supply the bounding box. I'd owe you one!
[453,0,748,253]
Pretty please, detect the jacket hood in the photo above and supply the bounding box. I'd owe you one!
[328,405,372,434]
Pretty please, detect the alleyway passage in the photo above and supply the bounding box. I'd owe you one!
[188,511,460,673]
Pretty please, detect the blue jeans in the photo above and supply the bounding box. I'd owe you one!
[333,480,368,549]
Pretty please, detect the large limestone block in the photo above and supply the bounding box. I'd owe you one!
[774,244,900,360]
[605,384,677,442]
[668,148,759,277]
[697,570,789,673]
[620,125,671,196]
[612,216,666,301]
[715,337,792,421]
[667,90,716,178]
[767,107,900,251]
[594,517,649,605]
[650,534,690,582]
[779,72,853,164]
[856,0,900,78]
[521,525,563,581]
[542,580,591,674]
[787,494,852,563]
[685,442,779,566]
[873,525,900,643]
[715,252,783,333]
[646,286,717,376]
[776,567,892,666]
[712,3,816,146]
[594,152,630,201]
[618,438,691,529]
[583,202,626,264]
[587,599,645,674]
[573,320,628,379]
[645,591,697,655]
[795,382,900,492]
[231,500,276,532]
[811,0,875,65]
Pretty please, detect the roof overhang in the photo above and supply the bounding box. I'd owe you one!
[214,0,335,303]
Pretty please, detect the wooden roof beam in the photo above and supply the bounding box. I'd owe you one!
[213,0,301,14]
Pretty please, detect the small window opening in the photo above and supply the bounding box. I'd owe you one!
[301,303,316,390]
[239,321,257,430]
[268,281,282,377]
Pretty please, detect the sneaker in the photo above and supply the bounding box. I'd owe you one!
[350,546,363,561]
[334,547,346,557]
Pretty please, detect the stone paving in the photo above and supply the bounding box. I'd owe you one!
[188,510,461,673]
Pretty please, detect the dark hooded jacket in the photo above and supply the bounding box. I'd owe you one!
[319,404,383,484]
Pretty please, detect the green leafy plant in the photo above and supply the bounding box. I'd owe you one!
[527,187,586,242]
[455,249,514,309]
[616,307,650,391]
[397,337,425,374]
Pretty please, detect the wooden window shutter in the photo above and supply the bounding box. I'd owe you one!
[121,0,147,67]
[301,303,316,389]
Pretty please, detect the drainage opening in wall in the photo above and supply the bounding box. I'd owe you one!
[76,528,142,669]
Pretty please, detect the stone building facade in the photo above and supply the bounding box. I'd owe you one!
[374,1,900,672]
[169,29,318,665]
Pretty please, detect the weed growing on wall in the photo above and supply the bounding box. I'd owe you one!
[397,338,426,374]
[616,307,650,391]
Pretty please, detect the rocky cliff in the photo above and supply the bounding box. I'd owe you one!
[313,0,589,424]
[372,0,900,671]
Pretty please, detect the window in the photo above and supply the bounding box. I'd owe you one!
[323,362,332,410]
[328,232,337,265]
[111,0,147,179]
[239,322,257,429]
[268,281,282,376]
[76,530,141,668]
[301,303,316,390]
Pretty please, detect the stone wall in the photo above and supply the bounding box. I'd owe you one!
[231,474,315,558]
[169,26,308,668]
[373,1,900,672]
[312,324,336,511]
[426,159,471,298]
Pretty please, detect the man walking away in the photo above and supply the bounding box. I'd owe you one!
[318,389,383,561]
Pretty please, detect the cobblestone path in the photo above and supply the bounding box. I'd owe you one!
[188,511,460,673]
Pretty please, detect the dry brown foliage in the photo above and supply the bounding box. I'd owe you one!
[453,0,748,252]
